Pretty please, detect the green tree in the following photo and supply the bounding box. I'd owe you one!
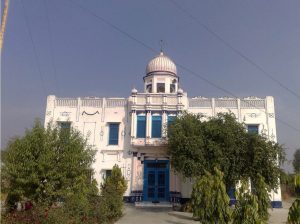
[293,149,300,173]
[1,120,97,208]
[252,175,271,221]
[191,168,231,223]
[168,112,284,191]
[100,165,127,222]
[288,172,300,224]
[232,180,263,224]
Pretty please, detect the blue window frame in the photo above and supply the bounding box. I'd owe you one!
[247,125,259,134]
[59,122,71,129]
[228,186,236,199]
[137,115,146,138]
[152,115,162,138]
[167,115,176,127]
[109,123,119,145]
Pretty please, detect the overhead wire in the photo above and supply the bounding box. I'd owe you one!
[44,0,61,95]
[66,0,300,134]
[20,0,47,96]
[168,0,300,101]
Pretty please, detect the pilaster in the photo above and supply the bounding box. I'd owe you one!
[146,110,152,138]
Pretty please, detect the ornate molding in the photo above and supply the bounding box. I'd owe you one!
[247,113,261,118]
[268,113,275,118]
[60,111,71,116]
[243,96,263,100]
[82,111,99,116]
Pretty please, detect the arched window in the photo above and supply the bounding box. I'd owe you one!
[157,83,165,93]
[146,84,152,93]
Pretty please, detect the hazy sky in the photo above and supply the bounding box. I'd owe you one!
[1,0,300,171]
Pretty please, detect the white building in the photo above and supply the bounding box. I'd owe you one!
[44,51,282,207]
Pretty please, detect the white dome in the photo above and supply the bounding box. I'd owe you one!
[146,51,177,76]
[131,88,138,94]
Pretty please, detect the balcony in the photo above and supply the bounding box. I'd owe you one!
[130,93,183,111]
[131,137,168,147]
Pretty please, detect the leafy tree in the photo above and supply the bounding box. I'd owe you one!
[245,133,284,191]
[1,119,97,208]
[252,175,271,221]
[288,172,300,224]
[293,149,300,173]
[168,112,284,192]
[191,168,231,223]
[232,180,263,224]
[100,165,127,222]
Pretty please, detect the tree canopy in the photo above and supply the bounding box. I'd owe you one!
[168,112,284,190]
[1,120,97,206]
[293,149,300,173]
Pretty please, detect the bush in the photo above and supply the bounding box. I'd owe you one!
[288,199,300,224]
[191,167,231,223]
[100,165,127,222]
[232,180,263,224]
[287,172,300,224]
[252,175,271,221]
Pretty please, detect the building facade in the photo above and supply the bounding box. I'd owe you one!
[44,51,282,207]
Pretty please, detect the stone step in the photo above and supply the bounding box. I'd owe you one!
[135,201,176,208]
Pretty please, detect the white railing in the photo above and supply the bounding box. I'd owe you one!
[135,95,178,105]
[136,96,147,104]
[189,98,212,108]
[106,99,127,107]
[215,99,237,108]
[151,96,163,104]
[56,98,78,107]
[166,96,178,105]
[241,99,265,109]
[55,97,127,108]
[82,99,103,107]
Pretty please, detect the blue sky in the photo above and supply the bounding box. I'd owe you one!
[2,0,300,171]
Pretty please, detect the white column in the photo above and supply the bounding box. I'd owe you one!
[44,95,56,127]
[146,111,152,138]
[76,97,81,122]
[162,111,167,137]
[237,99,241,122]
[131,111,136,138]
[212,98,216,116]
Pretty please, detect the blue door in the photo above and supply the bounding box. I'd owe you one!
[143,160,169,202]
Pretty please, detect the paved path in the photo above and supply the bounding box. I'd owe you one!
[116,205,197,224]
[117,200,293,224]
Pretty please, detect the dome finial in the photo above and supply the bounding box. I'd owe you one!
[160,40,164,55]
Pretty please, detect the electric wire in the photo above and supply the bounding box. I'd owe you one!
[66,0,300,134]
[44,0,61,95]
[168,0,300,101]
[20,0,47,96]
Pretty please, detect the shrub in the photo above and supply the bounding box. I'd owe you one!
[252,175,271,221]
[288,172,300,224]
[100,165,127,222]
[191,167,231,223]
[288,199,300,224]
[232,180,263,224]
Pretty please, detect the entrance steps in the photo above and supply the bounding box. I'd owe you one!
[135,201,176,208]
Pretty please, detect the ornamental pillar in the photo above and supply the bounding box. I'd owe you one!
[131,110,136,138]
[146,110,152,138]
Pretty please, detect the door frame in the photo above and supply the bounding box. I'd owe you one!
[143,160,169,202]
